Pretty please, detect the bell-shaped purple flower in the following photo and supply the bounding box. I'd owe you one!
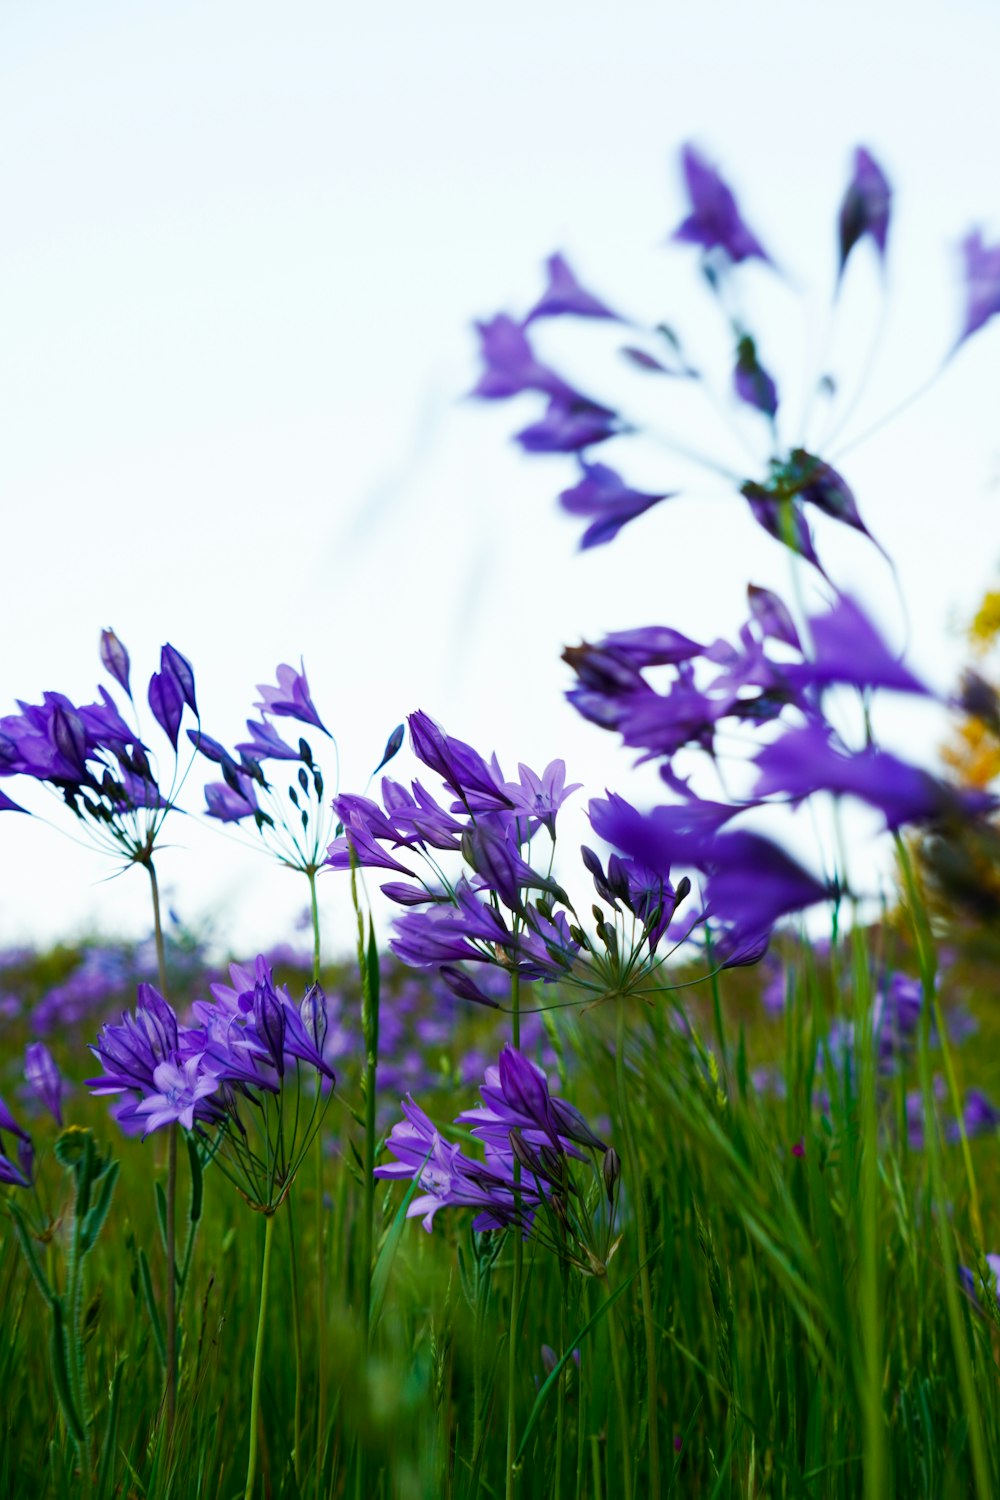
[255,660,329,736]
[471,314,575,401]
[134,1055,220,1135]
[253,975,287,1077]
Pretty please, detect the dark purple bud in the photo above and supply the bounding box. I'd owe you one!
[838,147,891,279]
[959,670,1000,733]
[160,644,198,716]
[0,1092,30,1141]
[254,978,287,1077]
[603,1146,621,1204]
[100,628,132,697]
[148,670,184,750]
[374,723,405,776]
[438,965,502,1009]
[672,143,772,266]
[733,335,778,417]
[187,729,231,764]
[559,462,673,550]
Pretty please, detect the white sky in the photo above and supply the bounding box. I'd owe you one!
[1,0,998,956]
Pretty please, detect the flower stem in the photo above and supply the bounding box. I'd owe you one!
[615,998,659,1497]
[307,866,327,1489]
[286,1206,303,1487]
[505,970,522,1500]
[603,1270,632,1500]
[244,1212,276,1500]
[554,1270,567,1499]
[146,859,177,1450]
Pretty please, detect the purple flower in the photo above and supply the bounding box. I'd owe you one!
[838,147,891,279]
[752,726,963,831]
[957,229,1000,346]
[733,336,778,417]
[516,393,620,453]
[526,253,621,323]
[408,711,511,811]
[24,1042,63,1126]
[672,143,771,266]
[947,1088,1000,1143]
[88,983,180,1095]
[787,594,928,697]
[472,314,575,402]
[134,1055,220,1135]
[502,760,581,837]
[559,462,674,549]
[255,661,329,736]
[205,772,260,823]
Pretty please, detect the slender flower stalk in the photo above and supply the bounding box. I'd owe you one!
[244,1211,276,1500]
[505,969,522,1500]
[144,859,179,1449]
[615,997,659,1496]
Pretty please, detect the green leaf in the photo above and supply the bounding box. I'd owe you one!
[516,1269,638,1463]
[7,1201,54,1305]
[81,1160,120,1256]
[137,1249,166,1370]
[154,1180,168,1255]
[369,1150,431,1342]
[96,1357,125,1500]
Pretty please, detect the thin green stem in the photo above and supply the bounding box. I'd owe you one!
[603,1272,632,1500]
[286,1206,303,1487]
[244,1212,276,1500]
[146,859,177,1451]
[554,1271,567,1499]
[615,999,659,1497]
[506,970,522,1500]
[307,865,328,1491]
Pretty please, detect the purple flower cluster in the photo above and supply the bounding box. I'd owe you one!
[0,631,197,865]
[89,960,334,1140]
[376,1045,619,1274]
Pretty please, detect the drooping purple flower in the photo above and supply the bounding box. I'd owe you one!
[733,336,778,417]
[702,831,831,933]
[134,1055,220,1134]
[559,462,674,549]
[838,147,891,279]
[24,1042,63,1126]
[100,628,132,698]
[255,661,329,736]
[957,229,1000,346]
[786,594,929,697]
[516,393,620,453]
[672,143,771,266]
[752,726,968,831]
[526,253,621,323]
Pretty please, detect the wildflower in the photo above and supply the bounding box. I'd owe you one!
[255,660,330,736]
[134,1056,221,1135]
[733,336,778,417]
[957,229,1000,346]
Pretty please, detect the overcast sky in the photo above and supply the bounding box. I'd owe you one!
[2,0,998,957]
